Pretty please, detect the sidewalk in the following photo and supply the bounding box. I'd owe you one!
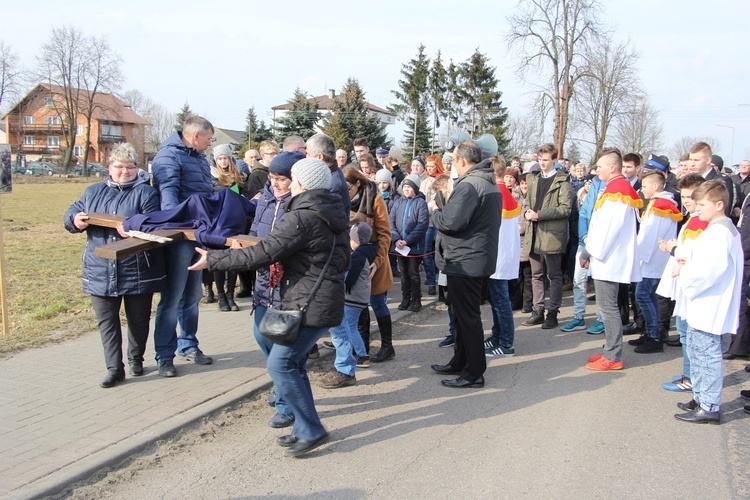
[0,287,433,499]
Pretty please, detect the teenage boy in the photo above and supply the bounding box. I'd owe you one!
[629,171,682,353]
[581,149,643,371]
[673,180,742,424]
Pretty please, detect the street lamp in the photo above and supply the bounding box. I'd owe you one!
[715,124,735,167]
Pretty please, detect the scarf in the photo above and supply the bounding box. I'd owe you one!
[351,180,377,219]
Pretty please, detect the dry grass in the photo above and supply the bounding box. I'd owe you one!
[0,175,108,353]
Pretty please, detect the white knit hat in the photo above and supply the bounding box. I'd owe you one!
[212,143,233,159]
[291,158,331,191]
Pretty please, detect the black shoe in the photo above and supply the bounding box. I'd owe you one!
[723,352,750,360]
[181,349,213,365]
[628,334,649,346]
[308,344,319,359]
[408,296,422,312]
[745,405,750,415]
[740,390,750,401]
[438,335,455,348]
[677,399,699,411]
[523,307,545,326]
[235,288,251,298]
[521,306,532,314]
[633,339,664,354]
[664,335,682,347]
[129,362,144,376]
[100,371,125,388]
[674,407,720,425]
[218,294,230,312]
[226,294,239,311]
[431,364,461,375]
[441,376,485,388]
[204,285,216,304]
[158,359,177,377]
[622,322,643,336]
[398,294,411,311]
[277,434,298,447]
[746,365,750,373]
[371,345,395,363]
[284,432,330,457]
[541,309,558,329]
[427,285,437,296]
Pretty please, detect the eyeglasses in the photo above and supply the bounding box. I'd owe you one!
[113,165,137,171]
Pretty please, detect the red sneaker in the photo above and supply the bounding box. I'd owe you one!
[586,357,623,371]
[588,353,603,363]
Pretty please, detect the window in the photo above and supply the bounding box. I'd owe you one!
[47,115,62,125]
[44,96,54,106]
[73,145,83,157]
[23,136,35,146]
[76,124,84,136]
[132,128,139,139]
[47,136,60,148]
[101,124,122,137]
[23,115,34,124]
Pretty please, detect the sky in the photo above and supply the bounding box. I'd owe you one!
[3,0,750,164]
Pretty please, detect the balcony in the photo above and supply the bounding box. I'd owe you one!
[9,123,65,134]
[98,134,126,144]
[19,145,62,155]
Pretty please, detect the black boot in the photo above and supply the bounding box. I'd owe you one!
[217,293,230,312]
[235,271,252,298]
[398,293,411,311]
[371,315,395,363]
[408,295,422,312]
[358,308,371,354]
[204,284,216,304]
[226,293,239,311]
[523,307,545,326]
[541,309,558,329]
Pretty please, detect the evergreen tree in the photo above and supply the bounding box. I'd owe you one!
[321,78,390,152]
[392,45,430,160]
[244,106,258,144]
[174,101,194,132]
[443,60,464,131]
[255,120,273,142]
[402,113,432,160]
[273,88,320,142]
[459,48,509,152]
[428,50,448,154]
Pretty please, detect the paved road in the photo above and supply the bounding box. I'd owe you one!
[5,290,745,499]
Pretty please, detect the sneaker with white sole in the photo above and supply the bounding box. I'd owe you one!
[438,334,455,348]
[560,317,587,332]
[484,337,499,349]
[355,355,370,368]
[586,321,605,335]
[485,344,515,358]
[662,375,692,392]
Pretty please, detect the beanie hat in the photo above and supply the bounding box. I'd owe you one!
[375,168,393,187]
[402,173,421,193]
[644,154,669,173]
[350,222,373,245]
[412,156,426,168]
[212,144,233,160]
[442,152,453,164]
[291,158,331,191]
[711,154,724,169]
[270,151,305,179]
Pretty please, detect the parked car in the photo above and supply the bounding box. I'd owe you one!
[13,164,26,174]
[74,162,107,177]
[25,161,59,176]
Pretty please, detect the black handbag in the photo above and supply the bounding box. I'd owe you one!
[258,237,336,345]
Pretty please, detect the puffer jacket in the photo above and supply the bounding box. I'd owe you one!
[521,169,572,255]
[152,132,213,210]
[64,170,165,296]
[208,189,350,328]
[431,159,501,277]
[389,193,429,254]
[249,182,291,308]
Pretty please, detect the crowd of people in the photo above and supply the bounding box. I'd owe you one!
[65,115,750,456]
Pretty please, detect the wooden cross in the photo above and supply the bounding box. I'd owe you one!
[87,213,262,260]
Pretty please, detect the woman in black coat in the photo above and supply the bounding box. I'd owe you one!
[64,143,165,388]
[190,158,349,457]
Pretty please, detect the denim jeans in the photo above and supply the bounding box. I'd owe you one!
[676,316,690,378]
[329,305,365,375]
[266,325,328,440]
[487,279,514,347]
[424,227,436,286]
[686,325,723,412]
[635,277,660,340]
[253,305,291,418]
[369,292,390,318]
[154,240,203,360]
[572,246,601,322]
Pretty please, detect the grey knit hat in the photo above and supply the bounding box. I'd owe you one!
[350,222,373,245]
[212,144,233,159]
[442,152,453,164]
[375,168,393,186]
[402,173,421,192]
[291,158,331,191]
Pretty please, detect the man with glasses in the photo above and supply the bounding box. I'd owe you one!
[282,135,306,154]
[246,140,279,199]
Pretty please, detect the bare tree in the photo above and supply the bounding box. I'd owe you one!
[121,89,175,156]
[506,0,603,158]
[573,39,640,160]
[506,111,545,158]
[613,98,664,158]
[0,41,21,113]
[670,135,722,164]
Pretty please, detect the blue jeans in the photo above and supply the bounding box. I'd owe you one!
[487,279,514,347]
[424,227,436,286]
[685,325,723,412]
[635,277,660,340]
[329,305,365,375]
[676,316,690,379]
[573,245,601,322]
[253,305,292,418]
[266,325,328,440]
[370,292,390,318]
[154,240,203,360]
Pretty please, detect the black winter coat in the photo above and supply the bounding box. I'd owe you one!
[207,189,350,328]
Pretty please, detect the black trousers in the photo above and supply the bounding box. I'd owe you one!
[728,269,750,356]
[446,275,486,381]
[91,294,153,374]
[397,255,422,298]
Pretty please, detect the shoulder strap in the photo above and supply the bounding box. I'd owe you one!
[300,235,337,313]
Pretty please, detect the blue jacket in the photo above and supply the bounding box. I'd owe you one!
[330,166,351,218]
[64,171,165,297]
[152,132,213,210]
[577,175,605,246]
[389,193,429,255]
[248,182,291,308]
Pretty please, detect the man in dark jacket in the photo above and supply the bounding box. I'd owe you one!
[306,133,349,217]
[689,142,735,217]
[430,141,501,388]
[246,140,279,199]
[151,116,215,377]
